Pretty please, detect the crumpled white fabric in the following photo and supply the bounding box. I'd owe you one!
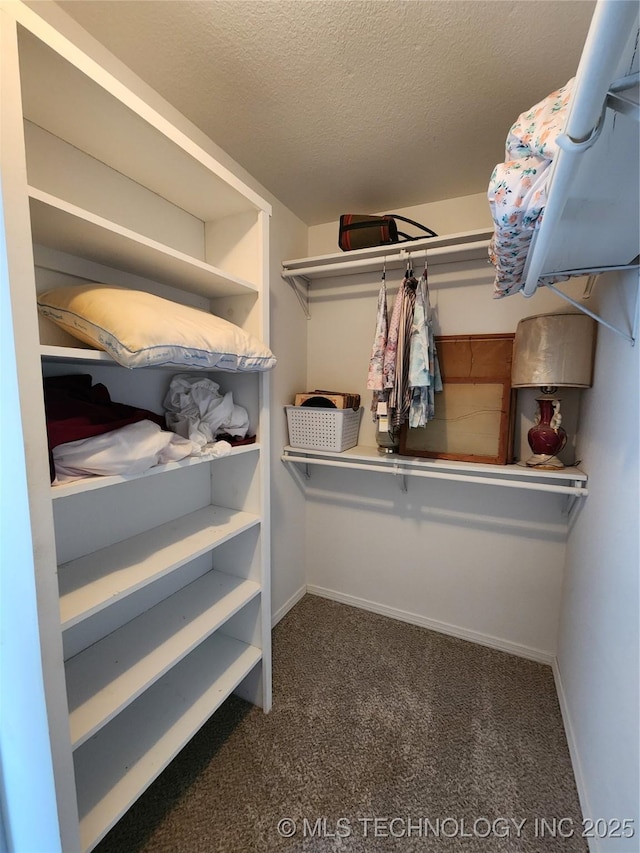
[200,439,233,459]
[53,419,194,484]
[163,374,250,453]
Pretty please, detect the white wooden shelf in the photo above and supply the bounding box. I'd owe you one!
[17,24,269,221]
[40,344,267,372]
[282,444,588,499]
[58,505,260,630]
[281,228,494,317]
[41,344,114,365]
[29,189,259,299]
[50,443,260,500]
[282,228,493,280]
[66,568,260,748]
[74,632,261,852]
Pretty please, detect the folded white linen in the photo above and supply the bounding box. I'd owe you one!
[52,419,194,483]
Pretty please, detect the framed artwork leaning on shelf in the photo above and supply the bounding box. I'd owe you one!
[399,334,516,465]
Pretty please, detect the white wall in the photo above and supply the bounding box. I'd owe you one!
[305,468,569,660]
[302,197,590,660]
[555,270,639,851]
[268,199,309,621]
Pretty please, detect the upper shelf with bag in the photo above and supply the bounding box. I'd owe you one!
[282,227,493,279]
[281,227,494,318]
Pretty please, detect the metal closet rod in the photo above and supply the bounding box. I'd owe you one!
[281,453,588,497]
[281,239,490,279]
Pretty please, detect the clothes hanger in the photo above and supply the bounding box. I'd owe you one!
[405,253,418,289]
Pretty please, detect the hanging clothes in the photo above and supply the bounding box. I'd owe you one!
[408,270,442,428]
[366,272,389,417]
[367,263,441,431]
[386,272,417,428]
[382,277,402,396]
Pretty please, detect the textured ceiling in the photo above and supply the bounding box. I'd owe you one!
[54,0,596,225]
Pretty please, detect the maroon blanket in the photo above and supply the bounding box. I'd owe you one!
[44,374,165,481]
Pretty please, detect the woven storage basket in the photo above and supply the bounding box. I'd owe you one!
[285,406,361,452]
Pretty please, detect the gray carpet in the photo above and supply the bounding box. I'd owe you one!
[95,594,587,852]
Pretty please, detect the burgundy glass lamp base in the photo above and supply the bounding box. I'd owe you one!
[526,396,568,470]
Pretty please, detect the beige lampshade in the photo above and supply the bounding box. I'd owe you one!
[511,312,596,388]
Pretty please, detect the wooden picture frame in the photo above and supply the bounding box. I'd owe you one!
[399,333,516,465]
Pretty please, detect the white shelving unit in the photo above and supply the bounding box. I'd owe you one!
[65,568,261,749]
[281,227,592,513]
[1,3,272,851]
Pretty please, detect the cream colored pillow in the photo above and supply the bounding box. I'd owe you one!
[37,284,276,371]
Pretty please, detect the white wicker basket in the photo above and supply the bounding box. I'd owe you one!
[285,406,362,452]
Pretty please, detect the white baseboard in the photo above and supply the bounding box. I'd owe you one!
[306,584,555,665]
[552,658,598,852]
[272,583,307,627]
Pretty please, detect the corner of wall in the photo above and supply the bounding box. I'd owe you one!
[555,270,640,846]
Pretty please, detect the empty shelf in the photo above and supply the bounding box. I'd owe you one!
[66,568,260,748]
[59,505,260,630]
[29,188,259,298]
[74,632,261,851]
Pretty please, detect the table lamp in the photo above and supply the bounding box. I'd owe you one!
[511,312,596,469]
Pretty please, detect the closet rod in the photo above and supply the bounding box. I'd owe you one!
[281,239,490,280]
[281,454,588,497]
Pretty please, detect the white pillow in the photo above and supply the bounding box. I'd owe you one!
[37,284,277,371]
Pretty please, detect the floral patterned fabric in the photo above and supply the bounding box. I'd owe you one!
[367,277,388,392]
[408,272,442,428]
[488,79,574,298]
[367,277,389,416]
[367,271,441,427]
[387,277,417,428]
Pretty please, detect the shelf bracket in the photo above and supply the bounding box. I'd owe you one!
[606,71,640,122]
[541,274,639,346]
[394,466,408,493]
[563,480,586,516]
[582,275,598,299]
[284,273,311,319]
